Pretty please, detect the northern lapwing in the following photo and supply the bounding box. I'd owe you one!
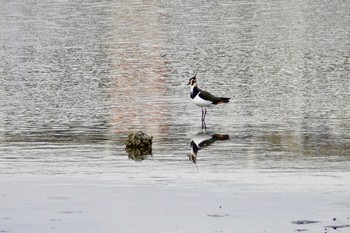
[189,131,229,165]
[187,74,230,129]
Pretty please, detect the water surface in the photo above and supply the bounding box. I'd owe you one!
[1,1,350,233]
[0,0,349,190]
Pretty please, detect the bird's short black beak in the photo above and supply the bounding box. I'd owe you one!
[187,74,196,85]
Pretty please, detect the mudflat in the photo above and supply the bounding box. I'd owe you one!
[1,177,349,233]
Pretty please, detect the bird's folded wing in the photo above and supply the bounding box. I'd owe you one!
[198,90,218,102]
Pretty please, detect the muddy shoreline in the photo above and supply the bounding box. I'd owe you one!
[1,177,349,233]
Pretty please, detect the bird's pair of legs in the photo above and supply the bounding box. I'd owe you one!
[201,108,207,129]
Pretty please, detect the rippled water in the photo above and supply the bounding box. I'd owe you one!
[0,0,349,190]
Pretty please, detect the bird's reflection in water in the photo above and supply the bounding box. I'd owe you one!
[189,131,230,166]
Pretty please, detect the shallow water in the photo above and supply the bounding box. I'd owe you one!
[0,0,350,190]
[1,1,350,233]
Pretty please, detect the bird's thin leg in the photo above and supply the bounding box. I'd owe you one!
[201,108,204,128]
[203,108,207,129]
[201,108,205,129]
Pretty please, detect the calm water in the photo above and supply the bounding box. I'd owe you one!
[0,0,349,190]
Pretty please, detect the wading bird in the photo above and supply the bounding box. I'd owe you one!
[189,131,230,167]
[187,74,230,129]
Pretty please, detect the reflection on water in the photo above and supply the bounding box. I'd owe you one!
[0,0,349,188]
[189,131,229,165]
[109,0,171,139]
[125,146,152,162]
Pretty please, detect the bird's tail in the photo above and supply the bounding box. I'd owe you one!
[214,97,230,104]
[213,134,230,141]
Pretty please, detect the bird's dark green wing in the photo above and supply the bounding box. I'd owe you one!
[198,89,218,102]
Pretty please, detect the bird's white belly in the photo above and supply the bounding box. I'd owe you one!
[192,132,213,145]
[192,94,212,107]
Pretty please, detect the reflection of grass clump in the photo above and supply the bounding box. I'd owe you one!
[125,147,152,162]
[125,131,153,162]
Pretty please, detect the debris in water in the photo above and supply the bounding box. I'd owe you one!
[125,131,153,161]
[207,214,230,218]
[324,225,350,230]
[291,220,320,225]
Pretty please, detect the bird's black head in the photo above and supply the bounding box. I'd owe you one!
[187,75,197,86]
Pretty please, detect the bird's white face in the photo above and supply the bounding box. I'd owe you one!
[187,76,197,87]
